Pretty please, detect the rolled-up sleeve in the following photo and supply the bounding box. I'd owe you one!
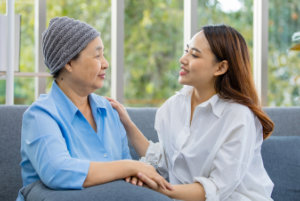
[140,141,169,179]
[194,114,257,201]
[22,109,90,189]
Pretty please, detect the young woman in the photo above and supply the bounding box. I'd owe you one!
[17,17,172,201]
[108,24,274,201]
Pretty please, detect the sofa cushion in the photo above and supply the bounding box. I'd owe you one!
[261,136,300,201]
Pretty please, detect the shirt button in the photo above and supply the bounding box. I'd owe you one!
[103,153,108,158]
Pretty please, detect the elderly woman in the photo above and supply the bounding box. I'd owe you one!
[16,17,172,201]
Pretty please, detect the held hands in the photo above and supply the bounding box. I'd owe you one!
[125,173,174,198]
[136,172,174,196]
[127,161,173,193]
[125,176,144,186]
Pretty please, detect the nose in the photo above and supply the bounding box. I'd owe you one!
[179,53,188,65]
[101,56,109,69]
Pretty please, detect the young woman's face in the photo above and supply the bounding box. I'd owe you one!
[68,37,109,91]
[178,31,220,90]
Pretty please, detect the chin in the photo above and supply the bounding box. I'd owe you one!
[178,78,188,85]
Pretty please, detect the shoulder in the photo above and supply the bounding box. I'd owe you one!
[157,90,186,114]
[24,94,56,119]
[90,94,119,117]
[156,94,178,117]
[220,99,257,126]
[91,94,111,107]
[90,94,115,110]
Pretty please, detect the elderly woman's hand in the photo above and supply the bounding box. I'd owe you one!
[125,176,144,187]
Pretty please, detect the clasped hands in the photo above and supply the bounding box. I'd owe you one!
[125,163,173,194]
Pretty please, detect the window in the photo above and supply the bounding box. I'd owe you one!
[1,0,299,107]
[124,0,183,106]
[268,0,300,106]
[0,0,6,103]
[198,0,253,66]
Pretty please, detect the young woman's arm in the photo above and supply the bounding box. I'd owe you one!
[106,97,149,157]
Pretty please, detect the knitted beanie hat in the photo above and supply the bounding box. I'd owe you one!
[42,17,100,74]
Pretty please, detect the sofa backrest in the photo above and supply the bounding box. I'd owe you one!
[1,105,300,201]
[264,107,300,136]
[0,105,27,201]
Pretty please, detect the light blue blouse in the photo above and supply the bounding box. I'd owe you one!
[17,81,131,200]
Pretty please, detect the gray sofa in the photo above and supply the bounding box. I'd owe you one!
[1,105,300,201]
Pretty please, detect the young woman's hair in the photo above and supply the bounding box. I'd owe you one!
[202,24,274,139]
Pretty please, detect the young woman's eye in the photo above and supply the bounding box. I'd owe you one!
[191,54,198,58]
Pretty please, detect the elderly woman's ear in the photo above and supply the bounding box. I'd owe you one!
[65,63,73,73]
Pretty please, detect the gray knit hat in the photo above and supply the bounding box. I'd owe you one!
[42,17,100,74]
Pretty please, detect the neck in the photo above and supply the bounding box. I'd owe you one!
[55,77,89,109]
[191,86,216,106]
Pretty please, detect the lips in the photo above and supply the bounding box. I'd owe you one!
[179,67,188,76]
[98,73,106,79]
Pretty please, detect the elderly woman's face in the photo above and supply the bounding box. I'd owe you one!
[68,36,108,91]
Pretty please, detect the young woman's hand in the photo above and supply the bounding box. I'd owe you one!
[137,172,173,195]
[134,161,173,191]
[105,97,132,126]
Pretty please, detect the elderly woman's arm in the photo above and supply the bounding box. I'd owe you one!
[83,160,170,189]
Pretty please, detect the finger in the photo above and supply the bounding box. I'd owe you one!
[125,177,131,183]
[105,96,120,105]
[137,180,143,186]
[156,177,167,191]
[163,179,174,190]
[131,177,137,185]
[137,173,158,190]
[104,96,114,101]
[166,183,174,191]
[153,175,171,191]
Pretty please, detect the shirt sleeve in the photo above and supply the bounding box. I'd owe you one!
[194,111,258,201]
[140,141,169,179]
[21,107,90,190]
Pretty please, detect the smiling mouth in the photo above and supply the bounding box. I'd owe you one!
[179,68,188,76]
[98,74,106,79]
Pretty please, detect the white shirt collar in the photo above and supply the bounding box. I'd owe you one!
[176,85,225,118]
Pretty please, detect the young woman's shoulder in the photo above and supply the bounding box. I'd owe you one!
[221,99,256,123]
[159,87,190,111]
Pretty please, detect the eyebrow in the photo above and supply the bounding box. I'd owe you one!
[95,46,103,51]
[186,44,201,53]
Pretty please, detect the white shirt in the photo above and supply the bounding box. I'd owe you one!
[142,86,274,201]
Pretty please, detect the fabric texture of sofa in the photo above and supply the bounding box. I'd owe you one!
[0,105,300,201]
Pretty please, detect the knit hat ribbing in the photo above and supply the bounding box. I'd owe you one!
[42,17,100,74]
